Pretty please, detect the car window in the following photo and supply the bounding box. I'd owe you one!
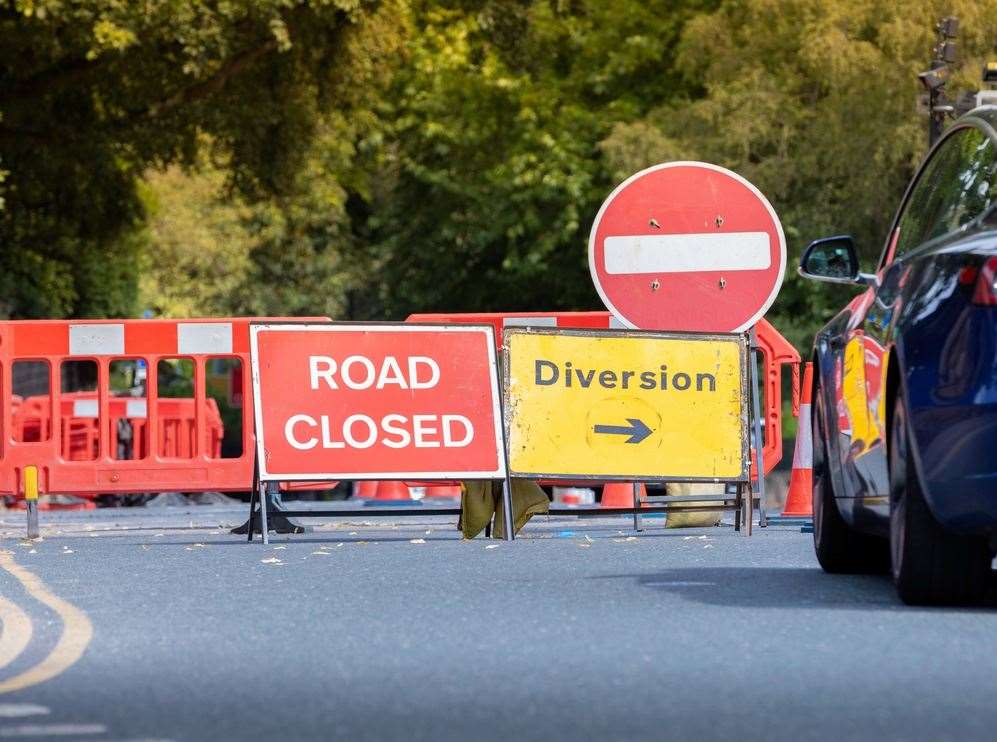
[892,127,997,260]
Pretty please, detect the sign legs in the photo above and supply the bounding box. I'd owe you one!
[748,329,768,528]
[632,482,642,532]
[500,475,515,542]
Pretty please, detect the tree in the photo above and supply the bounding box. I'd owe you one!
[0,0,402,319]
[600,0,997,349]
[354,0,715,320]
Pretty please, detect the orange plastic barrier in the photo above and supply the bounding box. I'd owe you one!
[0,317,326,501]
[11,393,224,462]
[408,311,800,475]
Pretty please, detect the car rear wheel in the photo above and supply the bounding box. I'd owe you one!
[812,378,889,573]
[889,394,991,606]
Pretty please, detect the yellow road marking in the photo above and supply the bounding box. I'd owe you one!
[0,597,32,673]
[0,553,93,694]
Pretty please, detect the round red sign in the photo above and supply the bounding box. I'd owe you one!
[588,161,786,332]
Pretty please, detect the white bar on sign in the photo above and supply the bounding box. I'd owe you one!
[502,317,557,328]
[608,316,627,329]
[69,324,125,356]
[603,232,771,274]
[178,323,233,354]
[72,399,99,418]
[126,399,148,418]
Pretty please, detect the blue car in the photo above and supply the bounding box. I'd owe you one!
[799,106,997,605]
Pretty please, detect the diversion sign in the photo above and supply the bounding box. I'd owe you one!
[504,328,749,481]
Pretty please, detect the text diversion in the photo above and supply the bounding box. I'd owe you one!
[282,355,477,451]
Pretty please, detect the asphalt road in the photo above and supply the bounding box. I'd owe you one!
[0,504,995,742]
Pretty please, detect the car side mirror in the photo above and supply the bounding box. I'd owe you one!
[799,235,876,287]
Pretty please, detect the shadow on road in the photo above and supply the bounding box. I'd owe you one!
[593,567,997,612]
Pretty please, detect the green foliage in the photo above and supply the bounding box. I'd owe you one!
[4,0,997,363]
[600,0,997,349]
[0,0,399,318]
[356,0,713,319]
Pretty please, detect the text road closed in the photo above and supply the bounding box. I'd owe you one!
[251,324,505,480]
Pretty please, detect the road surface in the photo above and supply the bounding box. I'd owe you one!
[0,504,994,741]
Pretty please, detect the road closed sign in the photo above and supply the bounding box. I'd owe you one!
[250,323,506,480]
[504,328,749,481]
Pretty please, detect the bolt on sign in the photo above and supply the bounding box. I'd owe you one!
[503,328,749,481]
[250,323,506,480]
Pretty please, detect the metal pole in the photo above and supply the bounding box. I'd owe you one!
[632,482,642,532]
[260,481,272,545]
[496,339,515,541]
[748,329,768,528]
[745,481,753,537]
[24,465,39,540]
[500,475,515,542]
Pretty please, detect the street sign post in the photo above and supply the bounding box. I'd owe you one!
[503,328,749,482]
[588,161,786,333]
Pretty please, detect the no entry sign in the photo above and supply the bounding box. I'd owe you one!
[504,328,749,481]
[250,324,506,480]
[588,161,786,332]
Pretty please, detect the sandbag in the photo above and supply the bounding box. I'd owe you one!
[459,480,549,539]
[665,482,723,528]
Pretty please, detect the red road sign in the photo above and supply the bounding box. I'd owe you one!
[588,161,786,332]
[250,324,506,480]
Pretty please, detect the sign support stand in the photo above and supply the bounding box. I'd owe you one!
[497,349,516,542]
[632,482,642,532]
[748,328,768,528]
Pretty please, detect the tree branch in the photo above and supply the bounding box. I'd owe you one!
[144,37,279,120]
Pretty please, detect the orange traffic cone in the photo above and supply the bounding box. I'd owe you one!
[601,482,646,507]
[372,480,413,501]
[353,481,379,499]
[423,484,461,499]
[781,362,814,518]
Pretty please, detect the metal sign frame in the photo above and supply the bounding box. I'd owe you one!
[502,327,751,483]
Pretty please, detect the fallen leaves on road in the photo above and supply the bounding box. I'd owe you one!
[260,557,283,565]
[311,550,331,556]
[410,539,426,544]
[612,537,639,543]
[484,545,500,550]
[61,549,74,555]
[272,545,287,550]
[577,543,591,549]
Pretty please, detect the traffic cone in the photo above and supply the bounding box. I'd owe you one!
[601,482,646,507]
[353,481,379,499]
[423,484,461,499]
[781,362,814,518]
[372,480,413,501]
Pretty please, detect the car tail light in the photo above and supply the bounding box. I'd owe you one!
[972,256,997,306]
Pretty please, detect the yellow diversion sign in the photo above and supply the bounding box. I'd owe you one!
[503,329,749,481]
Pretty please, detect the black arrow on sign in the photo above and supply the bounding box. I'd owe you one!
[593,418,653,444]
